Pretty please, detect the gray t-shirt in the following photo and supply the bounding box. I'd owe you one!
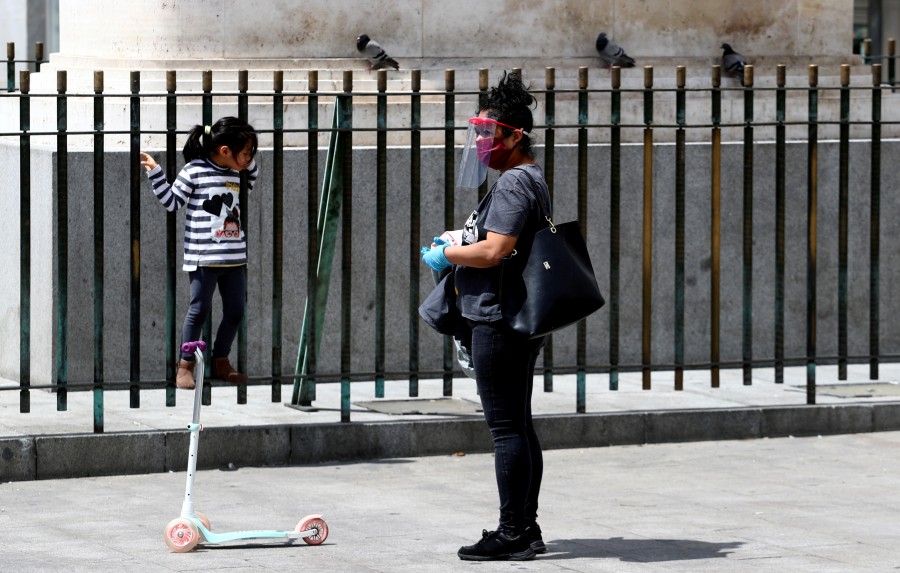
[455,164,551,322]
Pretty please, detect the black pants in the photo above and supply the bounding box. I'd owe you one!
[180,266,246,361]
[469,320,545,533]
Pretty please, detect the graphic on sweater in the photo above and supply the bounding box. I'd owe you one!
[202,192,242,242]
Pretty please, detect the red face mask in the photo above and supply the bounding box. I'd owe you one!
[486,141,514,170]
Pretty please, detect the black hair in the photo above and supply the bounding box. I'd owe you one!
[478,71,537,156]
[183,116,258,164]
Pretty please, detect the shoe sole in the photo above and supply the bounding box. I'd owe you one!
[457,548,536,561]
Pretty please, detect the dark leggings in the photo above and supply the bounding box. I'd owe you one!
[469,320,545,534]
[180,266,246,361]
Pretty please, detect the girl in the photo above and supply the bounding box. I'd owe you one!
[422,72,550,561]
[140,116,258,389]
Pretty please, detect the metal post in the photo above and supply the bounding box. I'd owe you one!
[674,65,686,391]
[19,70,31,413]
[375,70,387,398]
[56,70,68,411]
[93,70,105,432]
[870,64,882,380]
[838,64,851,381]
[641,66,653,391]
[237,69,249,405]
[272,70,284,402]
[442,69,454,396]
[609,66,621,392]
[7,42,13,92]
[806,65,819,404]
[409,69,421,398]
[710,65,721,388]
[340,70,353,422]
[544,66,556,392]
[742,65,754,386]
[129,70,141,409]
[576,66,588,411]
[774,65,786,384]
[165,70,177,406]
[201,70,212,406]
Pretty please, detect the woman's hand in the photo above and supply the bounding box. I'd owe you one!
[139,152,158,172]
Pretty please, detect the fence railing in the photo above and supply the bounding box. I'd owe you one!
[2,52,900,430]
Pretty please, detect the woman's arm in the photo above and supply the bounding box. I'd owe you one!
[444,231,517,269]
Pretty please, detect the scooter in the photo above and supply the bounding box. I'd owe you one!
[164,340,329,553]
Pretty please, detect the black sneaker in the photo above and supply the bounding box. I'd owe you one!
[523,524,547,554]
[457,529,536,561]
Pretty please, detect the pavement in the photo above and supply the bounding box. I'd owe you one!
[2,428,899,571]
[2,364,900,570]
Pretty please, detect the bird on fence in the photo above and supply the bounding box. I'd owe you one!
[596,32,636,68]
[721,43,747,86]
[356,33,400,71]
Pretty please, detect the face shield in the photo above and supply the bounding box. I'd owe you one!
[457,117,524,190]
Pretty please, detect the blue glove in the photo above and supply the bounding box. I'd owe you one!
[422,237,451,271]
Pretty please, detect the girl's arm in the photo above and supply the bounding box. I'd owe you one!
[444,231,517,269]
[141,153,193,212]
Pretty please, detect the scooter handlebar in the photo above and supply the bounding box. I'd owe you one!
[181,341,207,354]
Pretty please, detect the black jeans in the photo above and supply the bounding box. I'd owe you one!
[469,320,545,534]
[181,266,246,361]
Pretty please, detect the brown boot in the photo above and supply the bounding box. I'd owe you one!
[212,357,248,384]
[176,359,196,390]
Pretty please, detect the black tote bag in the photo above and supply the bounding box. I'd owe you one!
[500,170,604,338]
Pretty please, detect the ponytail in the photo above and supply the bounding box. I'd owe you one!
[182,116,258,164]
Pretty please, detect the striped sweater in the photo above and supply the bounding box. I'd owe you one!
[146,158,258,271]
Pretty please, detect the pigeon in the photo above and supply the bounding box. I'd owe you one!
[721,43,747,86]
[356,33,399,71]
[596,32,636,68]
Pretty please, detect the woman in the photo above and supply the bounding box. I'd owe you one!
[422,72,551,561]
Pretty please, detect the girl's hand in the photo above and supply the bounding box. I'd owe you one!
[139,152,158,171]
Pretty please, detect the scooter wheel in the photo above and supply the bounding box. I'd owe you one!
[194,511,211,531]
[296,515,328,545]
[164,517,201,553]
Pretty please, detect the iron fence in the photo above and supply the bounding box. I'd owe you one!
[2,48,900,429]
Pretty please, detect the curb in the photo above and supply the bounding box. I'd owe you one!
[3,402,900,482]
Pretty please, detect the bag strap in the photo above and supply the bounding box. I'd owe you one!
[513,166,556,233]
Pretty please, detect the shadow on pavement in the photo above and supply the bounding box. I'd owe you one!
[542,537,744,562]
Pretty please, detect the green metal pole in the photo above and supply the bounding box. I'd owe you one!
[609,66,621,392]
[340,71,354,422]
[806,65,818,404]
[641,66,654,391]
[375,70,387,398]
[838,65,850,381]
[742,65,754,386]
[409,69,421,398]
[7,42,13,92]
[710,65,721,388]
[272,70,285,402]
[442,69,455,396]
[870,64,882,380]
[237,69,249,405]
[165,71,177,406]
[576,67,588,412]
[201,70,212,406]
[543,67,556,393]
[19,70,31,414]
[674,66,685,391]
[774,65,786,384]
[93,70,105,432]
[129,70,141,409]
[56,70,68,411]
